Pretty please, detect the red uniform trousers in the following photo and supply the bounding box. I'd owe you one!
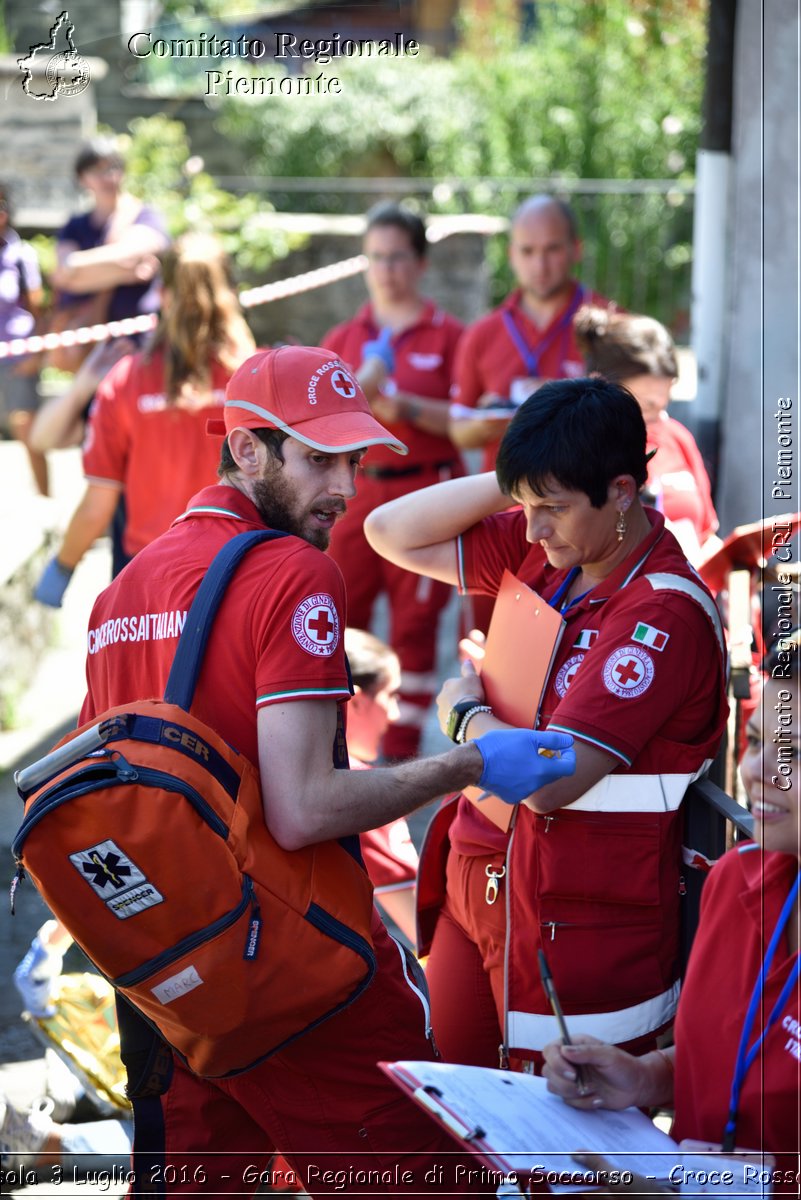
[328,463,460,759]
[426,850,661,1073]
[131,912,493,1197]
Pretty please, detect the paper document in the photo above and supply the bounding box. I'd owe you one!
[382,1062,775,1195]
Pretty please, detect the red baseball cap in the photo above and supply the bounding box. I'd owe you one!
[207,346,408,456]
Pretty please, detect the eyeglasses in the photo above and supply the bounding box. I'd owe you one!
[366,252,418,267]
[84,163,124,179]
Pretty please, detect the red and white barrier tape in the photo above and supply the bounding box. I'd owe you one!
[0,253,369,363]
[238,253,367,310]
[0,216,504,364]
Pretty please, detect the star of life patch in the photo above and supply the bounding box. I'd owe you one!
[554,653,585,698]
[602,645,655,699]
[69,839,164,919]
[291,593,340,657]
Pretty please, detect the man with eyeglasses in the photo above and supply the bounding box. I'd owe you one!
[322,203,464,760]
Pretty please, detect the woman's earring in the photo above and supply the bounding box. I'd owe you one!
[615,510,627,542]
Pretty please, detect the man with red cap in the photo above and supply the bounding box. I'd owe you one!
[79,345,574,1197]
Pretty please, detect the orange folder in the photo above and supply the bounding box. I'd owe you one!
[463,570,565,831]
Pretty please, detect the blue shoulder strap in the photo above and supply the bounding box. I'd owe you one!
[163,528,363,864]
[164,530,288,710]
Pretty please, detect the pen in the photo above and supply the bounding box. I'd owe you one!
[537,949,589,1096]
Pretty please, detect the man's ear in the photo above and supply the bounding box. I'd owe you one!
[227,428,265,478]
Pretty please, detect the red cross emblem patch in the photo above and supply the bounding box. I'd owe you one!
[291,593,340,657]
[554,653,585,698]
[330,369,357,399]
[602,644,655,699]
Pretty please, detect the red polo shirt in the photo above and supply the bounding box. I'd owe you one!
[82,351,231,557]
[80,485,351,768]
[451,283,614,469]
[673,844,801,1176]
[322,300,463,469]
[646,413,719,543]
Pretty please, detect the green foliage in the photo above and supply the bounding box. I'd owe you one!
[216,0,706,327]
[120,115,303,273]
[0,1,10,54]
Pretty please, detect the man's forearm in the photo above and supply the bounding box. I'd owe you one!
[394,392,451,437]
[269,743,484,849]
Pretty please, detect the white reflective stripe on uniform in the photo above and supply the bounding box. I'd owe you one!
[396,700,430,727]
[456,535,468,593]
[400,668,441,692]
[645,572,725,657]
[508,980,681,1051]
[414,574,434,603]
[568,760,711,812]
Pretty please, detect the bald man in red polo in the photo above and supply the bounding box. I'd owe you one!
[449,195,617,472]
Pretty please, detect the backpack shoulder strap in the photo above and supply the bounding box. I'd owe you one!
[164,529,288,710]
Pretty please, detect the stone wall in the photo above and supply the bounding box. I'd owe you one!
[0,53,106,226]
[240,216,501,347]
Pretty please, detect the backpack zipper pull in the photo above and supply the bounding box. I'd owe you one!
[244,895,262,961]
[110,750,138,782]
[9,862,26,915]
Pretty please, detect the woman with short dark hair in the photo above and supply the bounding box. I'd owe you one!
[365,376,729,1071]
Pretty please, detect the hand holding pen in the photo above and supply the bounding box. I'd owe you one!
[541,1027,666,1112]
[538,949,591,1096]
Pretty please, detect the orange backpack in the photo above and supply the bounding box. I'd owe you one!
[12,531,376,1078]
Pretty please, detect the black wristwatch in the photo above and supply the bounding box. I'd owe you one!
[446,698,483,743]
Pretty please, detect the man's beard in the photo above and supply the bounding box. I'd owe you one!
[252,470,336,551]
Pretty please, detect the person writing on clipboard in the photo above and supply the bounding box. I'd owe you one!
[539,633,800,1197]
[364,377,729,1073]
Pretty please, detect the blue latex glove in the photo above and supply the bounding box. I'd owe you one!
[13,935,62,1017]
[34,557,74,608]
[475,729,575,804]
[361,327,395,375]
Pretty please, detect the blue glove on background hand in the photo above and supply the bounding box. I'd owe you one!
[34,557,74,608]
[475,729,575,804]
[361,327,395,375]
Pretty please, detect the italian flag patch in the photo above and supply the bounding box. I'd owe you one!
[573,629,599,649]
[632,622,669,651]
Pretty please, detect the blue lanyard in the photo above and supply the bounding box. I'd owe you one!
[547,567,591,614]
[502,285,585,378]
[722,869,801,1151]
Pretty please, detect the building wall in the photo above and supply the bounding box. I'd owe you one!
[716,0,800,530]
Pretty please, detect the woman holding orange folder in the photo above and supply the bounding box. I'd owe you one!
[365,377,729,1072]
